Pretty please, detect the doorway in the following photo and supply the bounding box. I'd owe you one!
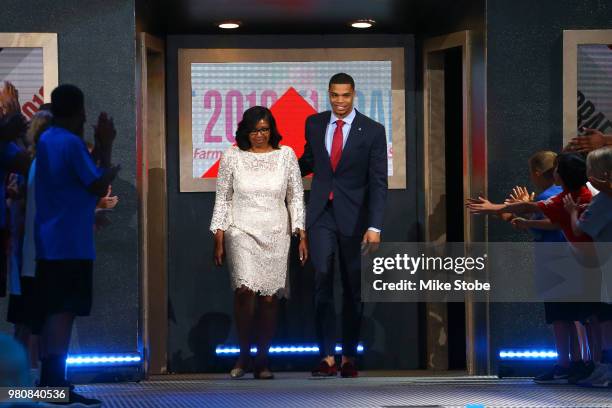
[422,31,489,375]
[137,33,168,376]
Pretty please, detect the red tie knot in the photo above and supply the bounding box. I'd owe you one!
[335,119,345,128]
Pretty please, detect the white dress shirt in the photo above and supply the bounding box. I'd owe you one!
[325,109,356,154]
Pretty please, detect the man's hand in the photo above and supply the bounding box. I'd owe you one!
[362,230,381,254]
[214,230,225,266]
[568,128,607,152]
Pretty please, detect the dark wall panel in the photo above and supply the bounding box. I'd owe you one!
[166,34,419,371]
[0,0,139,354]
[486,0,612,370]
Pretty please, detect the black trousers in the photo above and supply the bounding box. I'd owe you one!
[308,203,363,357]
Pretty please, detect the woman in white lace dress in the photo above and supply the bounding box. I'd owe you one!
[210,106,307,379]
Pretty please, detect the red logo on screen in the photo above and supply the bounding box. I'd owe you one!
[201,87,316,178]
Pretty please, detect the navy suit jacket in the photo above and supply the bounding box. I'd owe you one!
[298,110,388,236]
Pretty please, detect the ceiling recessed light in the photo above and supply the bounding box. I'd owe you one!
[351,19,375,29]
[218,21,241,29]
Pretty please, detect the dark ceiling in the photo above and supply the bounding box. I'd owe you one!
[137,0,484,35]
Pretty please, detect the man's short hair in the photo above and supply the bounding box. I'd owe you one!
[51,84,84,119]
[329,73,355,89]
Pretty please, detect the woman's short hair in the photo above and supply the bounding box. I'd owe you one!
[235,106,282,151]
[587,146,612,182]
[555,152,588,191]
[529,150,557,180]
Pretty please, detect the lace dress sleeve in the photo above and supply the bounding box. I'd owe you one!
[285,148,305,233]
[209,149,234,233]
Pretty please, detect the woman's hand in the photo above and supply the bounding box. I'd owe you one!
[214,230,225,266]
[298,230,308,266]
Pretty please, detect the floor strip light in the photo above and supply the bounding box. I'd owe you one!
[216,343,365,356]
[498,349,558,360]
[66,353,142,366]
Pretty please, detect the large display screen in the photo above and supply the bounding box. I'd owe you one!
[191,61,393,179]
[178,48,406,192]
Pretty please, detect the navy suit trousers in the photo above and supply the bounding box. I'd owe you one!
[308,201,363,358]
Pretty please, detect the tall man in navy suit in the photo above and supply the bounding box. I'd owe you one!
[299,73,387,377]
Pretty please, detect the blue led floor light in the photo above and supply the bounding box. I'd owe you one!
[66,353,142,367]
[498,349,558,360]
[216,343,365,356]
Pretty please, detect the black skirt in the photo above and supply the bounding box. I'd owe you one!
[35,259,94,317]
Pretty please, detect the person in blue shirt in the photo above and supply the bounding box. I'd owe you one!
[503,152,589,384]
[0,81,30,302]
[35,84,118,406]
[564,146,612,387]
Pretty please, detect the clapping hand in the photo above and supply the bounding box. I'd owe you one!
[0,81,21,117]
[0,82,27,141]
[465,196,495,214]
[506,186,534,204]
[93,112,116,147]
[97,185,119,210]
[562,194,580,214]
[92,113,116,168]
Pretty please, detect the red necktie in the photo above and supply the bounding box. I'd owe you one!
[329,120,344,200]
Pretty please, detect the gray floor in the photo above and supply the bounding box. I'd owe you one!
[71,373,612,408]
